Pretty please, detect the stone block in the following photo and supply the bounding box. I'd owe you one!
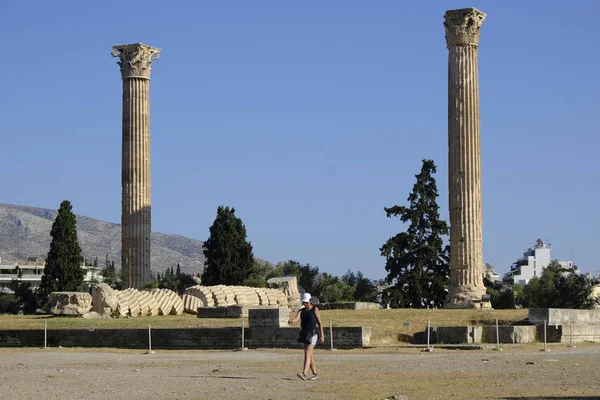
[227,305,280,318]
[267,276,301,306]
[482,325,536,344]
[197,306,228,318]
[184,286,214,307]
[182,294,201,314]
[47,292,92,316]
[413,327,437,345]
[512,325,536,343]
[248,307,289,328]
[91,283,118,315]
[436,326,482,344]
[537,324,562,343]
[543,324,600,344]
[226,305,246,318]
[140,291,160,316]
[528,308,600,325]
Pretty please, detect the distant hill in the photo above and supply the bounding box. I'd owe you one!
[0,204,205,276]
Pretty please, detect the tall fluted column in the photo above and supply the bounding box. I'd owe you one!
[111,43,160,289]
[443,9,487,308]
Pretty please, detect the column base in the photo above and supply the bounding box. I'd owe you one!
[444,287,490,309]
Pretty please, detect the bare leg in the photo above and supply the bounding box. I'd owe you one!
[309,350,317,375]
[303,344,314,374]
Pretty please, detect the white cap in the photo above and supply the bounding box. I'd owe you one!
[301,293,311,303]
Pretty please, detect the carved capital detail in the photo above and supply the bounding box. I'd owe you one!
[111,43,161,80]
[444,8,486,47]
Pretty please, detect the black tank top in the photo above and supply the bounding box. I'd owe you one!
[300,307,318,335]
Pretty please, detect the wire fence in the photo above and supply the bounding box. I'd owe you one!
[31,318,347,352]
[17,317,600,352]
[414,317,600,351]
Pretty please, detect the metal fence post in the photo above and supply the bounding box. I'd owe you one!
[44,320,47,349]
[543,319,549,352]
[146,324,154,354]
[496,319,500,350]
[422,319,433,352]
[493,319,503,351]
[329,320,334,351]
[240,318,248,351]
[427,319,431,350]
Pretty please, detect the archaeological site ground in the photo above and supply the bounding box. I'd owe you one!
[1,344,600,399]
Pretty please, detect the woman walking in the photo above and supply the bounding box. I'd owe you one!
[288,292,325,380]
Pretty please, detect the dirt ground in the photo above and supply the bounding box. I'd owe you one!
[1,344,599,400]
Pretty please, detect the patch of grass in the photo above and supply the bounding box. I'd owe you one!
[317,308,528,344]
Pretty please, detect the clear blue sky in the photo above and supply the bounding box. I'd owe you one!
[1,1,599,279]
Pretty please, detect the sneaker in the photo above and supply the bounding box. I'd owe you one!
[309,374,318,380]
[297,372,306,381]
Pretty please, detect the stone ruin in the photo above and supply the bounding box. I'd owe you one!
[43,276,301,318]
[42,292,93,316]
[184,284,289,308]
[266,276,301,307]
[91,284,185,317]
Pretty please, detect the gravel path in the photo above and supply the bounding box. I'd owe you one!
[1,345,599,399]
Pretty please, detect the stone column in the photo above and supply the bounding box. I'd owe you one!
[111,43,160,289]
[443,9,487,308]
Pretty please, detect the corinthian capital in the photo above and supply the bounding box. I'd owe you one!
[444,8,486,47]
[111,43,161,80]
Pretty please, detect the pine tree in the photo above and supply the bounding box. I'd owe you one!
[380,160,450,308]
[100,254,120,289]
[39,200,84,298]
[202,206,254,286]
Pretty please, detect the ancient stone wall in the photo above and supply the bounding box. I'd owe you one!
[0,327,371,349]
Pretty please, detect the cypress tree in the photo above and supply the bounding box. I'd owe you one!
[39,200,84,298]
[202,206,254,286]
[380,160,450,308]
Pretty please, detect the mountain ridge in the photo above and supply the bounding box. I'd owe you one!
[0,203,205,276]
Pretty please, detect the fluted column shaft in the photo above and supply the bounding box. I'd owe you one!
[112,43,160,289]
[121,78,151,288]
[443,9,486,307]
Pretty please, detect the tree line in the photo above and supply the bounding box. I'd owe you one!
[2,160,598,314]
[200,206,378,302]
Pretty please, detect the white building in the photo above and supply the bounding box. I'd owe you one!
[0,257,101,291]
[503,239,574,285]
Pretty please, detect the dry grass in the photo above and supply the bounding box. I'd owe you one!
[0,308,528,345]
[319,308,528,345]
